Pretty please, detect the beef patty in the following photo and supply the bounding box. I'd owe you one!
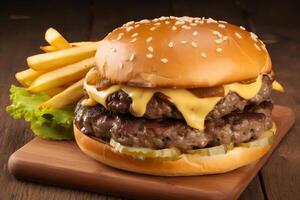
[74,101,273,152]
[105,75,272,120]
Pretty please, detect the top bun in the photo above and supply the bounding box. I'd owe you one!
[95,16,272,88]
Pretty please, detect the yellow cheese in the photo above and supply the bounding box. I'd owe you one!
[120,87,157,117]
[160,90,221,130]
[84,74,264,131]
[224,75,262,99]
[81,97,98,106]
[122,87,221,130]
[272,80,284,92]
[85,82,221,130]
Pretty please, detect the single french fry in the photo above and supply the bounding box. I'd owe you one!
[45,87,66,97]
[40,41,94,52]
[40,78,84,109]
[71,41,94,47]
[15,69,44,86]
[40,45,56,52]
[27,41,100,71]
[27,57,95,93]
[45,27,71,49]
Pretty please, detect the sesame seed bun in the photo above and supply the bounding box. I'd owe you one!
[74,124,275,176]
[95,16,272,88]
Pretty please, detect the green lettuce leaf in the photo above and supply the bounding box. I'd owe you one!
[6,85,74,140]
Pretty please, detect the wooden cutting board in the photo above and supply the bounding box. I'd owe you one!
[8,105,295,200]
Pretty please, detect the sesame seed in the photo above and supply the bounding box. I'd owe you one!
[213,30,222,37]
[223,36,228,41]
[181,40,187,44]
[134,24,140,28]
[146,54,153,58]
[130,38,137,43]
[129,54,135,61]
[150,27,156,31]
[235,32,242,39]
[240,26,246,30]
[219,20,228,24]
[154,22,161,26]
[165,21,170,24]
[215,39,223,44]
[131,33,138,37]
[111,48,116,52]
[116,33,124,40]
[199,21,204,24]
[250,32,258,41]
[182,25,191,29]
[146,37,152,42]
[168,42,174,48]
[254,43,261,51]
[124,21,134,27]
[119,63,123,68]
[192,31,198,36]
[148,46,154,52]
[172,26,177,31]
[201,52,207,58]
[161,58,168,63]
[191,42,198,48]
[261,43,267,50]
[218,24,226,28]
[140,19,150,23]
[206,18,217,23]
[190,23,197,26]
[126,26,134,32]
[216,48,223,53]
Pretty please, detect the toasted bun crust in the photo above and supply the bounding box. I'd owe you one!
[74,125,274,176]
[95,16,272,88]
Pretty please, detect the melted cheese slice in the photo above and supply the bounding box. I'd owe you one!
[224,75,262,99]
[84,74,265,131]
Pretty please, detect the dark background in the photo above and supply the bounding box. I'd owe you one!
[0,0,299,199]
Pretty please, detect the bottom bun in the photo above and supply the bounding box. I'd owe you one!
[74,124,275,176]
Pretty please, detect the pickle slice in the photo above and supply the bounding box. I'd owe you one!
[187,143,234,156]
[110,139,181,161]
[238,131,275,148]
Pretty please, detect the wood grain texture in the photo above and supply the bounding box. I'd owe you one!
[8,106,295,200]
[238,175,264,200]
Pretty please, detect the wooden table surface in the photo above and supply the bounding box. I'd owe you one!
[0,1,299,199]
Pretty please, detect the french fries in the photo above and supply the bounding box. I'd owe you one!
[27,57,95,93]
[16,27,100,109]
[27,41,100,71]
[45,27,71,49]
[15,69,44,86]
[40,41,94,52]
[40,78,84,109]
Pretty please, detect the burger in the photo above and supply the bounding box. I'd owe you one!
[73,16,283,176]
